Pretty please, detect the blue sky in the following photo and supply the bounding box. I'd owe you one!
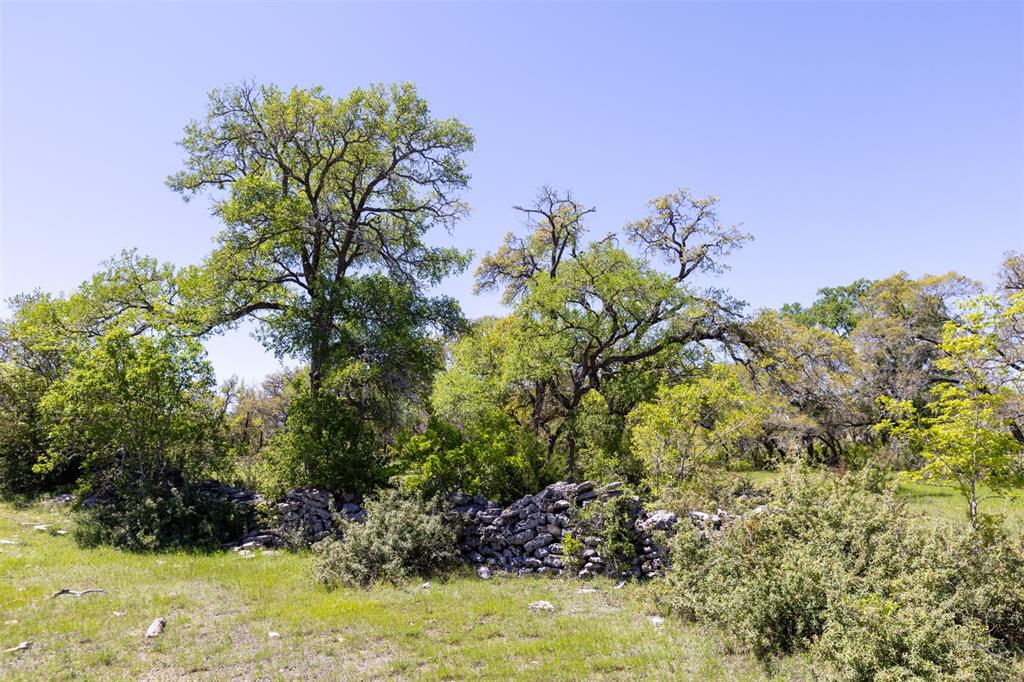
[2,1,1022,383]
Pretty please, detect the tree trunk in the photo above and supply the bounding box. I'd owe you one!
[566,433,578,481]
[308,302,331,400]
[968,480,978,530]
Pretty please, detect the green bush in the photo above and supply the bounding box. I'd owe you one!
[396,413,542,504]
[311,488,458,587]
[259,389,391,498]
[561,530,584,572]
[818,593,1002,681]
[73,466,250,551]
[37,330,222,482]
[27,329,242,550]
[0,364,76,498]
[655,467,1024,677]
[575,493,642,576]
[661,520,834,657]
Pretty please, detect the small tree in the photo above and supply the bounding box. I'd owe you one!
[30,328,233,550]
[461,187,751,480]
[36,329,221,484]
[879,304,1023,528]
[628,366,769,493]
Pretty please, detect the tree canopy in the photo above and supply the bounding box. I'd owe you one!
[169,82,474,400]
[0,79,1019,527]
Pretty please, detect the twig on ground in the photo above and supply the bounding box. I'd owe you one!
[48,588,105,599]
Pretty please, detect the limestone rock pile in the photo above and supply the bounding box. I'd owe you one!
[218,479,750,574]
[453,480,668,578]
[225,487,364,551]
[567,492,680,579]
[276,487,364,544]
[199,482,263,508]
[632,509,679,578]
[686,505,767,536]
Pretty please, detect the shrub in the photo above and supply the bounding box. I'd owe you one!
[311,488,458,587]
[258,389,391,498]
[29,329,238,550]
[73,465,250,551]
[660,515,835,657]
[0,361,77,498]
[396,413,542,504]
[628,367,771,493]
[655,466,1024,677]
[561,530,584,572]
[36,329,223,484]
[575,493,642,576]
[0,293,80,498]
[818,593,1003,681]
[902,525,1024,654]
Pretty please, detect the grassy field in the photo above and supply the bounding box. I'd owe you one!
[2,479,1020,681]
[0,501,823,681]
[742,470,1024,532]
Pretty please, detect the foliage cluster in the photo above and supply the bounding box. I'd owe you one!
[310,488,458,586]
[73,467,251,551]
[1,79,1021,551]
[585,495,643,575]
[654,468,1024,679]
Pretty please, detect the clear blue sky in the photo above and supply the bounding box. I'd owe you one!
[2,1,1022,383]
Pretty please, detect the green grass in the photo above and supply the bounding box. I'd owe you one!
[740,470,1024,532]
[3,474,1019,680]
[0,502,820,681]
[896,480,1024,531]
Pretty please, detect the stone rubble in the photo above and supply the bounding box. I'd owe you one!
[451,480,679,580]
[217,480,747,579]
[199,482,263,508]
[223,487,366,551]
[685,505,766,536]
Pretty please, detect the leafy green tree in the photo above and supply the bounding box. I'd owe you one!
[943,254,1024,444]
[572,389,645,484]
[64,250,182,337]
[0,253,187,496]
[0,362,55,496]
[168,82,473,401]
[448,187,751,480]
[878,307,1023,528]
[781,278,872,336]
[998,251,1024,294]
[0,294,69,495]
[429,316,553,493]
[737,310,862,465]
[35,329,243,552]
[36,329,222,484]
[628,366,770,492]
[755,271,982,467]
[852,271,979,404]
[879,387,1019,529]
[168,82,474,490]
[258,386,390,496]
[397,413,540,503]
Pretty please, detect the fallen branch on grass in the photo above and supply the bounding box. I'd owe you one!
[48,588,105,599]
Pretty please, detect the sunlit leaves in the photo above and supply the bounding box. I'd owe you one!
[629,366,771,491]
